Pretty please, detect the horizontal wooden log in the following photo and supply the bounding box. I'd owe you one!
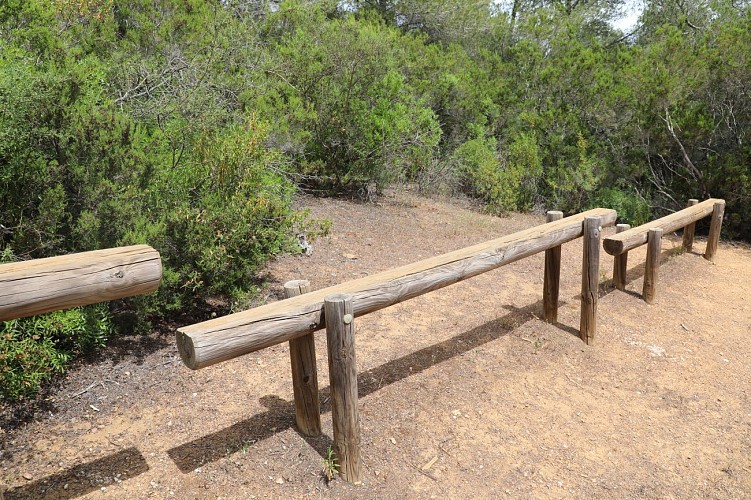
[603,199,723,256]
[177,208,617,370]
[0,245,162,321]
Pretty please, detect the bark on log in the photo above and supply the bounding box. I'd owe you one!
[613,224,631,291]
[177,208,617,370]
[543,211,563,323]
[603,199,723,256]
[324,294,361,484]
[285,280,321,437]
[681,199,699,252]
[0,245,162,321]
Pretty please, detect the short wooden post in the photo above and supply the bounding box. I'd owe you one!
[324,294,361,484]
[613,223,630,291]
[285,280,321,437]
[580,216,601,345]
[681,199,699,252]
[643,228,663,304]
[704,200,725,262]
[543,210,564,323]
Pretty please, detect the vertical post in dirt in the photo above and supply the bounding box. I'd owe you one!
[580,216,601,345]
[543,210,564,323]
[285,280,321,437]
[704,200,725,263]
[324,293,361,484]
[681,199,699,252]
[643,228,663,304]
[613,223,631,291]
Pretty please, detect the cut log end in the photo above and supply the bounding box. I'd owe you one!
[176,331,199,370]
[603,238,624,256]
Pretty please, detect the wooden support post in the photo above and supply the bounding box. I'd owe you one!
[704,200,725,262]
[613,223,630,291]
[285,280,321,437]
[681,199,699,252]
[324,294,361,484]
[643,228,663,304]
[543,211,564,323]
[580,216,601,345]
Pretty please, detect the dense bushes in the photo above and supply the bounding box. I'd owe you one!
[0,2,309,400]
[253,10,442,191]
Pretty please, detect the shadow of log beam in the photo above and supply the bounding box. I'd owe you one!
[3,447,148,500]
[168,300,551,472]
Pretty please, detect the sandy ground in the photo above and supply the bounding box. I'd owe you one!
[1,189,750,499]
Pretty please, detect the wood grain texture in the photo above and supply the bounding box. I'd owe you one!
[0,245,162,321]
[543,211,564,323]
[643,228,663,304]
[703,200,725,262]
[177,208,617,369]
[285,280,321,437]
[681,199,699,252]
[603,198,723,256]
[324,294,361,484]
[613,223,631,291]
[579,217,601,345]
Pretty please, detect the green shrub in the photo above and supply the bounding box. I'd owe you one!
[0,304,113,401]
[454,136,509,213]
[145,118,306,307]
[454,133,542,214]
[593,187,651,226]
[254,10,441,191]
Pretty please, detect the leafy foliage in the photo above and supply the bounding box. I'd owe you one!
[0,305,112,401]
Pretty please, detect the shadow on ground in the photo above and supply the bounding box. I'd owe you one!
[166,299,562,472]
[3,447,148,500]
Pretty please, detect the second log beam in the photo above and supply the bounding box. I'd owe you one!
[177,208,617,369]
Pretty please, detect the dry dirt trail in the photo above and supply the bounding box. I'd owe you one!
[2,190,750,499]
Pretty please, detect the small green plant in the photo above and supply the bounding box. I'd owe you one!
[322,446,339,482]
[0,304,114,401]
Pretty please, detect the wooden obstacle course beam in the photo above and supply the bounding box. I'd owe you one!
[177,208,618,370]
[0,245,162,321]
[603,198,723,256]
[285,280,321,437]
[324,294,361,484]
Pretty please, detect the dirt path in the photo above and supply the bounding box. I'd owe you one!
[2,190,750,499]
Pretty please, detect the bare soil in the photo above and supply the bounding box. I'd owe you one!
[2,189,750,499]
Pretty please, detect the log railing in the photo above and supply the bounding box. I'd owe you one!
[0,245,162,322]
[176,208,617,483]
[603,198,725,303]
